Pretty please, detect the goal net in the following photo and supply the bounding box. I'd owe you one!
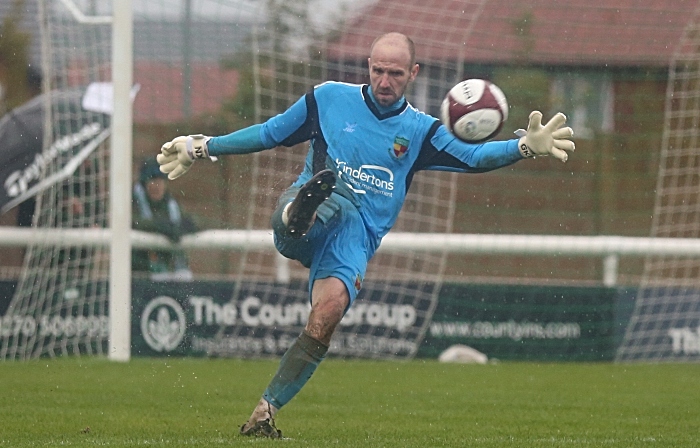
[616,5,700,362]
[5,0,700,362]
[1,0,112,359]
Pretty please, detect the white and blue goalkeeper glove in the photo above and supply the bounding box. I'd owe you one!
[516,111,575,162]
[157,134,216,180]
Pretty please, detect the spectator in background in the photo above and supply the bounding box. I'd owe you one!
[14,66,43,227]
[132,158,198,281]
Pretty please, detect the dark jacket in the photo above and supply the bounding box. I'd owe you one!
[131,182,197,274]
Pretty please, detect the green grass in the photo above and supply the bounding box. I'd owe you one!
[0,358,698,447]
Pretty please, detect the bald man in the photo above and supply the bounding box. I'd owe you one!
[157,32,575,438]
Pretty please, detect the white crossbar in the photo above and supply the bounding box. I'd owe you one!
[2,227,700,257]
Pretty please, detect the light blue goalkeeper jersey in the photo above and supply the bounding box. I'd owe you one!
[208,81,523,243]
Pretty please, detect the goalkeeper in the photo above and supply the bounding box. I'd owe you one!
[157,32,575,438]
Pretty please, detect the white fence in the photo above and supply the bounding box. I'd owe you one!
[3,227,700,286]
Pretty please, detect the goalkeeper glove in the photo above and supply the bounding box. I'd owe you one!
[157,134,215,180]
[516,111,575,162]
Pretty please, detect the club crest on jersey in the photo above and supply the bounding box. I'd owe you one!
[392,136,409,159]
[354,273,363,291]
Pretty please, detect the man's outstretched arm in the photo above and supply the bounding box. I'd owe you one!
[157,93,312,180]
[424,111,575,173]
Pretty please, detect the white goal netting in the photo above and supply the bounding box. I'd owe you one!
[6,0,700,362]
[616,4,700,362]
[1,0,112,359]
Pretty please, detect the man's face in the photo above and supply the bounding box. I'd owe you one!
[146,178,167,201]
[368,38,419,107]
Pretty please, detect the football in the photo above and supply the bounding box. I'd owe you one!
[440,79,508,143]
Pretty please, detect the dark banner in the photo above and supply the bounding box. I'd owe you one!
[131,280,616,361]
[419,284,616,361]
[0,281,15,315]
[0,86,111,214]
[0,279,617,360]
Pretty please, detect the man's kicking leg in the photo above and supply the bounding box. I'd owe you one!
[240,169,343,438]
[240,277,349,438]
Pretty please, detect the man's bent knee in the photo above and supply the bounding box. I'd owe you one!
[306,277,349,345]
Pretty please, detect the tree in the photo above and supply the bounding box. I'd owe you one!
[0,0,33,115]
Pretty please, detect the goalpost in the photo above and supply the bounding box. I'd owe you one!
[109,0,133,361]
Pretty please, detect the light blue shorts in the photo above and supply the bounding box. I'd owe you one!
[271,189,370,308]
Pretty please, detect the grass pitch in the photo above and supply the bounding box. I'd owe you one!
[0,358,698,447]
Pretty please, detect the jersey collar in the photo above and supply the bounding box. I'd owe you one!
[362,85,408,120]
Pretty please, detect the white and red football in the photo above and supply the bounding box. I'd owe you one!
[440,79,508,143]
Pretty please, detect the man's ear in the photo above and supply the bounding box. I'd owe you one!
[409,63,420,82]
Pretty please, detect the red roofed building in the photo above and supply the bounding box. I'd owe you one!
[62,60,239,124]
[324,0,700,141]
[133,61,239,124]
[329,0,699,67]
